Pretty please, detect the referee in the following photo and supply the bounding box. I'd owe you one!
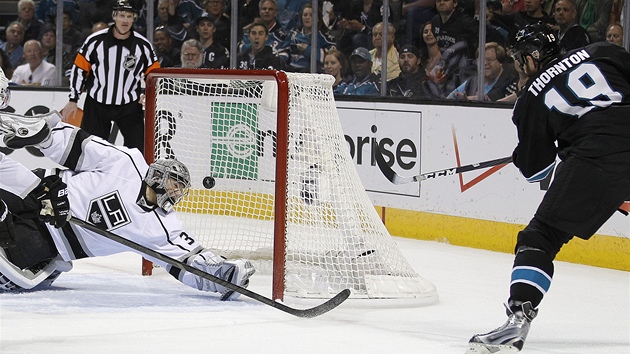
[61,0,160,153]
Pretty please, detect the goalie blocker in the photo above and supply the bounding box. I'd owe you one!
[0,197,73,291]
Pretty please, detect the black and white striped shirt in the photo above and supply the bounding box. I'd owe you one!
[69,26,160,105]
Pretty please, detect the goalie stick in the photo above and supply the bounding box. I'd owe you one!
[374,148,512,185]
[69,217,350,318]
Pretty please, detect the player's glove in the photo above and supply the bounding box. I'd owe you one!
[32,176,70,228]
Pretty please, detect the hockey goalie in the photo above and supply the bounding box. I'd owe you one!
[0,67,255,296]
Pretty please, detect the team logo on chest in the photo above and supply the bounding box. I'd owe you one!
[87,191,131,231]
[123,54,137,71]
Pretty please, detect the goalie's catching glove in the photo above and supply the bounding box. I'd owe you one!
[30,176,70,228]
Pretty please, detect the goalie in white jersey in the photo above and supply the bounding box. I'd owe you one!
[0,75,255,297]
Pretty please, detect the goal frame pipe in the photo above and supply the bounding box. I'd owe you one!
[144,69,291,301]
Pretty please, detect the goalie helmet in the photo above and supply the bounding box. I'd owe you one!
[0,67,10,110]
[145,159,191,212]
[511,22,560,67]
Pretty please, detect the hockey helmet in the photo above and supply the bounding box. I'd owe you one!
[145,159,191,212]
[113,0,138,14]
[511,22,560,67]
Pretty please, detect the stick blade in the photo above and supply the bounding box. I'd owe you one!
[374,147,416,185]
[285,289,351,318]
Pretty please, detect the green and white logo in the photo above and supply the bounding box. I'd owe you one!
[211,102,259,180]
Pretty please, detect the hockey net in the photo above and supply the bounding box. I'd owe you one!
[145,69,437,304]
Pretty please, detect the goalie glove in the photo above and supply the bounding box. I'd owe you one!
[30,176,70,228]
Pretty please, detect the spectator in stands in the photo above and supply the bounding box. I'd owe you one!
[430,0,478,98]
[195,12,216,49]
[237,22,286,70]
[180,39,205,68]
[576,0,613,42]
[387,45,428,98]
[154,26,182,67]
[61,9,83,58]
[196,14,230,68]
[336,0,391,57]
[554,0,591,52]
[446,42,515,101]
[203,0,231,49]
[402,0,437,46]
[238,0,261,36]
[334,47,380,96]
[10,39,57,86]
[77,0,116,39]
[418,22,442,82]
[16,0,44,44]
[277,0,310,30]
[605,22,623,47]
[284,3,336,73]
[155,0,188,45]
[176,0,205,32]
[240,0,289,62]
[486,1,510,46]
[324,49,350,91]
[0,49,14,81]
[35,0,80,27]
[40,24,72,86]
[1,22,26,69]
[501,0,525,14]
[493,0,554,43]
[369,22,400,81]
[609,0,623,24]
[320,0,348,42]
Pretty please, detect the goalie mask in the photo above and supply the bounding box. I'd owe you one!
[511,22,560,68]
[0,67,10,110]
[145,159,191,212]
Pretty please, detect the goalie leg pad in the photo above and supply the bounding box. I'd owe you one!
[0,253,72,291]
[0,111,61,149]
[3,216,58,270]
[0,200,16,248]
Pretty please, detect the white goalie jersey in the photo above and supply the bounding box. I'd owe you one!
[36,120,211,278]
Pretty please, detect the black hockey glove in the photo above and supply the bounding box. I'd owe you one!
[32,176,71,228]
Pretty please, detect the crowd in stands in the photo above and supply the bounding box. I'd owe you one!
[0,0,626,100]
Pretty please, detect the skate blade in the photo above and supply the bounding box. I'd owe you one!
[466,343,520,354]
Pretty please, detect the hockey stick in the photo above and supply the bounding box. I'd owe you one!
[69,217,350,318]
[374,148,512,185]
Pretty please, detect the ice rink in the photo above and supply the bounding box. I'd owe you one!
[0,237,628,354]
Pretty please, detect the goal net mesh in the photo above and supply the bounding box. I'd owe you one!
[148,70,437,302]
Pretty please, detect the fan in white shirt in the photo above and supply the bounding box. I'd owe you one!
[10,39,57,86]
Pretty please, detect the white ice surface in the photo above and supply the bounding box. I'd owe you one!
[0,238,628,354]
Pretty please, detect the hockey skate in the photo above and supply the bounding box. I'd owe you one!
[467,301,538,354]
[0,111,60,149]
[219,259,256,301]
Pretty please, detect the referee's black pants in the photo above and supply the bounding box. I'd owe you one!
[81,96,145,154]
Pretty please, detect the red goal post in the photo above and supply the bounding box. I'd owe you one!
[144,69,289,300]
[143,69,437,304]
